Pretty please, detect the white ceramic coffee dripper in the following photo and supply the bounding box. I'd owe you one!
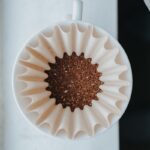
[12,0,132,139]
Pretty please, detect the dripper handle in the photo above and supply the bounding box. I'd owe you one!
[72,0,83,20]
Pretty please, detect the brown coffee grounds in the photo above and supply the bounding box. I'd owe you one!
[44,52,103,112]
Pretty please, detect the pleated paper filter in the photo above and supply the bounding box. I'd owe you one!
[13,21,132,139]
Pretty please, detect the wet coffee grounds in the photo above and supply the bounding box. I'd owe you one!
[44,52,103,112]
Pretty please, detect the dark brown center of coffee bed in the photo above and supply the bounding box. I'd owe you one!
[44,52,103,112]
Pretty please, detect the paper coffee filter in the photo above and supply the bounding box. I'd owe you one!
[14,22,131,139]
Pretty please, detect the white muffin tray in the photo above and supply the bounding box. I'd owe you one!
[1,0,119,149]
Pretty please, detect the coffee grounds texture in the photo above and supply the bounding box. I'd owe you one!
[44,52,103,112]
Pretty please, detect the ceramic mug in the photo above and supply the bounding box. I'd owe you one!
[13,0,132,139]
